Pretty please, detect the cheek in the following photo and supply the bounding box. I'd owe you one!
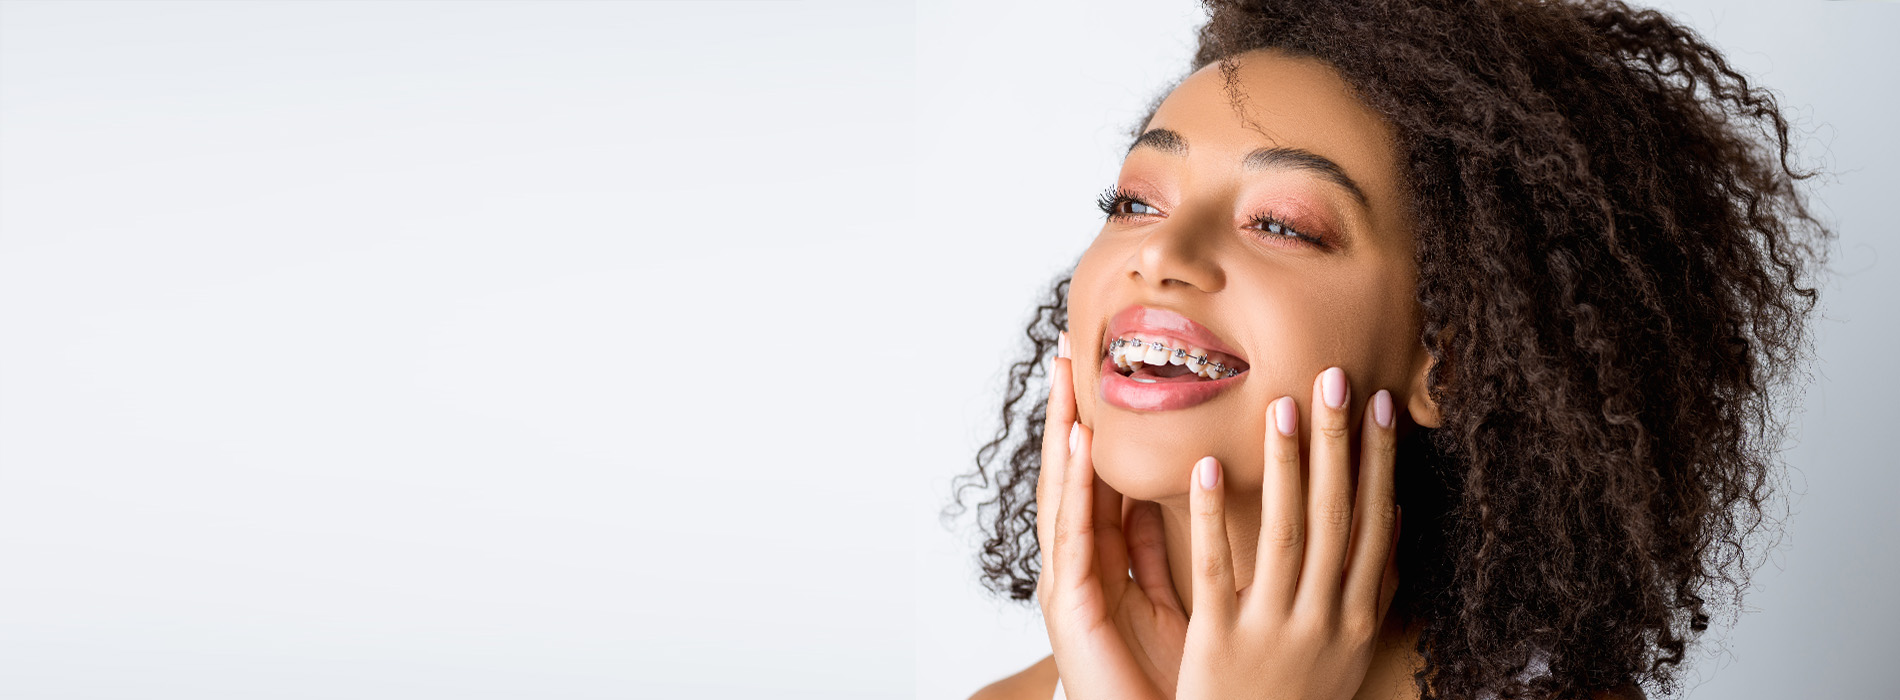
[1322,264,1424,394]
[1064,240,1122,425]
[1230,275,1349,402]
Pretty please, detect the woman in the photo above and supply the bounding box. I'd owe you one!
[952,1,1830,698]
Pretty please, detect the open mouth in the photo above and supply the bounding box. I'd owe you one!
[1106,335,1250,383]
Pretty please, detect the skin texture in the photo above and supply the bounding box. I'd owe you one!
[953,1,1829,697]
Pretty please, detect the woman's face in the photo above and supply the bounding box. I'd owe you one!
[1069,49,1435,503]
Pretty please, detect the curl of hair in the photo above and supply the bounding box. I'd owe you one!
[949,1,1831,698]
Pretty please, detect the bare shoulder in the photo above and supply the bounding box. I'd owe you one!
[968,654,1057,700]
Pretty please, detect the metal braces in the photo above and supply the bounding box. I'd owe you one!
[1109,338,1240,378]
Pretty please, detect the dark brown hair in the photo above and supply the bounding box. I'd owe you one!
[950,0,1833,697]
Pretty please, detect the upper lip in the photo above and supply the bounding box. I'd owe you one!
[1104,304,1249,366]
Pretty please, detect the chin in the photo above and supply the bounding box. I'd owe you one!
[1088,422,1220,502]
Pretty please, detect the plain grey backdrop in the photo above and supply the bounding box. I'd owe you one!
[0,1,1892,698]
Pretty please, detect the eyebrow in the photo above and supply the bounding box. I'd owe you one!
[1127,127,1370,208]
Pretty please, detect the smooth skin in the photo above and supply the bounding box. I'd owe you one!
[971,48,1642,700]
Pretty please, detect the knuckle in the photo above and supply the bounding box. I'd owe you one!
[1198,498,1224,520]
[1366,504,1398,534]
[1052,525,1075,550]
[1318,424,1351,441]
[1268,518,1305,549]
[1199,554,1229,581]
[1321,499,1355,530]
[1368,436,1398,460]
[1276,456,1307,479]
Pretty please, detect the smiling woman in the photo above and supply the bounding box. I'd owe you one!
[950,1,1832,699]
[1073,52,1429,507]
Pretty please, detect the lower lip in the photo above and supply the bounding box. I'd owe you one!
[1099,353,1247,412]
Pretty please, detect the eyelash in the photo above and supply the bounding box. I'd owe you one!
[1094,186,1322,246]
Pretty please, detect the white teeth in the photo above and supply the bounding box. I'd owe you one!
[1116,344,1140,366]
[1107,335,1245,378]
[1143,344,1169,366]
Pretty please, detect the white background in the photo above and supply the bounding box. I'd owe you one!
[0,1,1893,699]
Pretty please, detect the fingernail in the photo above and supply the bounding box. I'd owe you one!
[1068,421,1080,453]
[1275,396,1297,436]
[1058,331,1070,360]
[1197,456,1219,490]
[1322,367,1347,409]
[1374,389,1393,428]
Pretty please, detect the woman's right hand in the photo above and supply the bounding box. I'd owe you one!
[1036,332,1187,699]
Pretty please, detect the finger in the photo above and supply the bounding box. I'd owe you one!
[1125,499,1184,614]
[1035,351,1077,571]
[1188,456,1236,621]
[1344,389,1400,615]
[1258,395,1305,611]
[1053,419,1097,592]
[1298,367,1354,610]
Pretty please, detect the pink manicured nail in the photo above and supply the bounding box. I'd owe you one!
[1197,456,1220,490]
[1374,389,1393,428]
[1068,422,1080,453]
[1321,367,1347,409]
[1058,331,1070,360]
[1275,396,1297,436]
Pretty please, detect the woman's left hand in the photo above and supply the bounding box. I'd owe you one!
[1174,367,1403,700]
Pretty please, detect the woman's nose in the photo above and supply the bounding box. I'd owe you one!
[1128,216,1226,293]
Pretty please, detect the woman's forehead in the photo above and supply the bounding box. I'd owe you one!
[1143,50,1403,209]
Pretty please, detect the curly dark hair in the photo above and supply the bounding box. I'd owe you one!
[947,0,1834,698]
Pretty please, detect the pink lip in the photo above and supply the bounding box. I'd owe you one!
[1104,305,1248,361]
[1098,305,1249,412]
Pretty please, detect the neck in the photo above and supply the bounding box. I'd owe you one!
[1157,492,1262,618]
